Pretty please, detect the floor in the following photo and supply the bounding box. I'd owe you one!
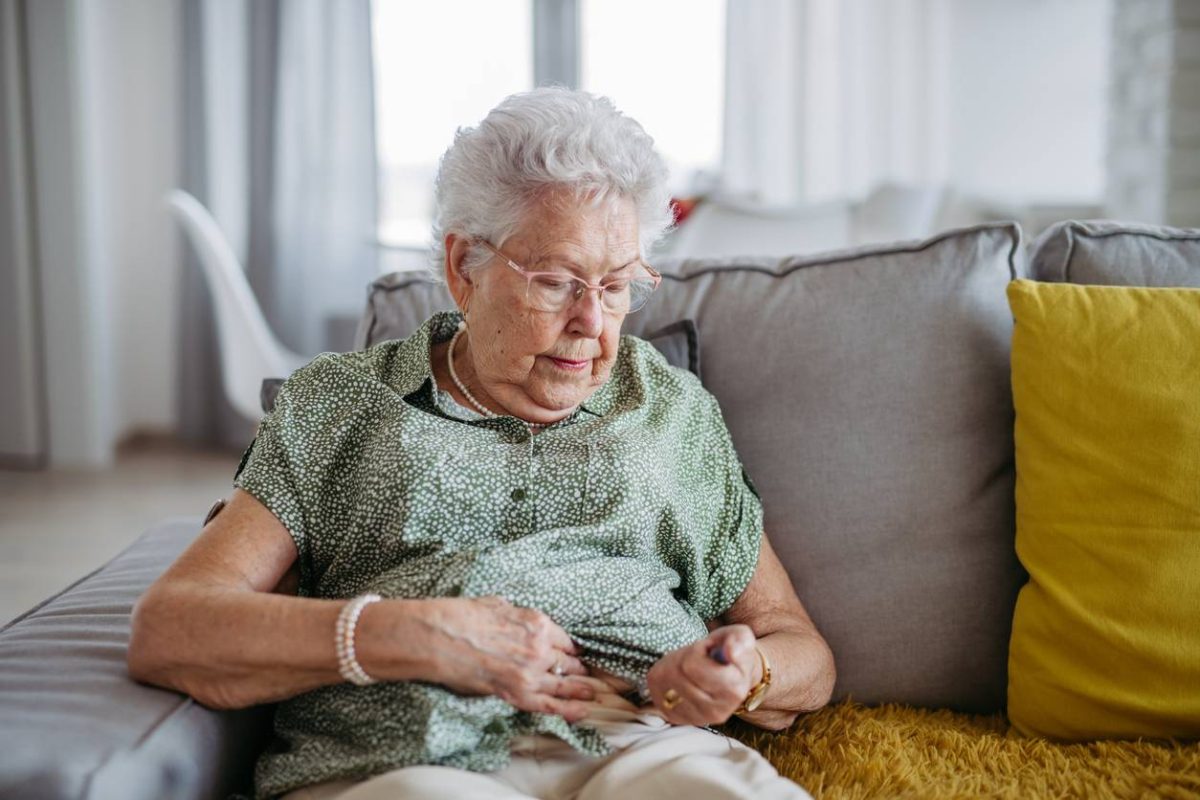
[0,439,240,626]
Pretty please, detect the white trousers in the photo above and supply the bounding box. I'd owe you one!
[283,704,811,800]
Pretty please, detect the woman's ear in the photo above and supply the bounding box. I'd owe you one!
[444,234,474,315]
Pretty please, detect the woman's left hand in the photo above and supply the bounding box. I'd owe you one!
[645,624,760,726]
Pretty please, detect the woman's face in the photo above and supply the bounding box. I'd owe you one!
[445,191,641,424]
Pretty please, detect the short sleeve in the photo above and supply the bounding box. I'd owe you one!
[686,394,765,621]
[233,414,307,557]
[231,355,347,594]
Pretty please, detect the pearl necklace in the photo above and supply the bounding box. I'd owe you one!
[446,324,549,428]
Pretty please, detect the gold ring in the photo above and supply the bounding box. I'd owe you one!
[662,688,682,710]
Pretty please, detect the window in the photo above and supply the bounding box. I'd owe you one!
[371,0,532,249]
[581,0,725,198]
[371,0,726,256]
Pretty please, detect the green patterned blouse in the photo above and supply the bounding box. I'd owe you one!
[234,311,763,799]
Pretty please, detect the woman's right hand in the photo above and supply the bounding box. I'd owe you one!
[359,595,596,722]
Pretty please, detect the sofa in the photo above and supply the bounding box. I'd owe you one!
[1,219,1197,799]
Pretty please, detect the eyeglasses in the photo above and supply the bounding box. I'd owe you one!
[475,239,661,315]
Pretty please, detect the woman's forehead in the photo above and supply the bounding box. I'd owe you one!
[516,195,640,268]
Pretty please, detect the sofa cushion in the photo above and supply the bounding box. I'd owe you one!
[625,224,1026,713]
[0,518,270,800]
[1030,219,1200,287]
[355,223,1026,713]
[1005,279,1200,740]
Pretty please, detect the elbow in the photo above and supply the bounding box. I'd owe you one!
[127,588,256,711]
[803,638,837,712]
[126,591,167,686]
[757,710,801,732]
[127,588,194,696]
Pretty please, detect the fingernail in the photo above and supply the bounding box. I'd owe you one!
[709,644,729,665]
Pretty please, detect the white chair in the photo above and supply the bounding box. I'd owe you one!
[850,182,948,246]
[165,189,307,423]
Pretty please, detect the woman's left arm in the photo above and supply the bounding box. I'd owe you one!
[645,532,836,730]
[719,532,836,730]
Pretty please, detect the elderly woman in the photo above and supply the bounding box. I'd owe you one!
[129,88,835,800]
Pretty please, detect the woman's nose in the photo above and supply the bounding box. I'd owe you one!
[568,289,605,338]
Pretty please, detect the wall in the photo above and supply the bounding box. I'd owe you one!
[945,0,1112,204]
[1107,0,1200,226]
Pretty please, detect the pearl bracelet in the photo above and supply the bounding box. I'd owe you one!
[335,593,382,686]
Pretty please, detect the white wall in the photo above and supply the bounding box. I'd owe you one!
[945,0,1111,204]
[27,0,181,467]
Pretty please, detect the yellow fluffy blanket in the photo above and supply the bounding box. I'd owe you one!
[721,702,1200,799]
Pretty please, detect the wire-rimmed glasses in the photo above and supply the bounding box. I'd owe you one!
[476,239,661,314]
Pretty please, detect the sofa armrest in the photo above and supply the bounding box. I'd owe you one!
[0,516,272,800]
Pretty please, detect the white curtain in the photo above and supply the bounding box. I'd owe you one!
[272,0,378,356]
[719,0,950,210]
[178,0,377,447]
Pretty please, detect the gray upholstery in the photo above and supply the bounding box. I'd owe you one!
[0,518,271,800]
[15,218,1200,799]
[359,224,1027,713]
[1031,219,1200,287]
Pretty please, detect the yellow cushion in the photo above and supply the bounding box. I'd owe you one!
[1006,278,1200,741]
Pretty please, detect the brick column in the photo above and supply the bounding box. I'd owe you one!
[1108,0,1200,226]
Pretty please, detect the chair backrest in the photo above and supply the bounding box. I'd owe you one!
[166,189,305,421]
[851,182,947,245]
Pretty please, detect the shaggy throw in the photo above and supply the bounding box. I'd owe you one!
[720,702,1200,799]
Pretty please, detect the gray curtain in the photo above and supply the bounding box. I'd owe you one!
[177,0,377,449]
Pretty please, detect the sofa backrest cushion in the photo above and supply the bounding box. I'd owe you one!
[1030,219,1200,287]
[0,518,270,800]
[358,223,1026,713]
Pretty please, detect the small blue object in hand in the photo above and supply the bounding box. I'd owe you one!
[708,644,730,665]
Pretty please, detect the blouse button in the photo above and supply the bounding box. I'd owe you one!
[511,488,527,502]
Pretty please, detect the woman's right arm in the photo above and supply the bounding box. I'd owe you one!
[127,488,594,717]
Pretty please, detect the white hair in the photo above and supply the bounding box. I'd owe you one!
[430,87,674,274]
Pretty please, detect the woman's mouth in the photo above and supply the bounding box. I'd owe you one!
[546,356,590,372]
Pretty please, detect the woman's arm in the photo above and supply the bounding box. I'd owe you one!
[127,488,595,718]
[643,532,835,730]
[719,532,836,730]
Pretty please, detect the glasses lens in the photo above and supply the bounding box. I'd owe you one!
[527,275,577,312]
[623,277,658,313]
[525,273,657,314]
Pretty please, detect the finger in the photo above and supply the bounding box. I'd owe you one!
[706,627,757,677]
[548,699,592,724]
[553,653,588,677]
[535,675,596,701]
[652,665,719,725]
[537,648,585,675]
[516,607,578,655]
[707,624,754,658]
[658,681,715,727]
[529,695,593,724]
[679,652,730,706]
[544,624,578,655]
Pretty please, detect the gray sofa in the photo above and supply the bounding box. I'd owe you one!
[2,220,1196,800]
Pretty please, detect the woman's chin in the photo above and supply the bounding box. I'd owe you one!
[525,387,589,416]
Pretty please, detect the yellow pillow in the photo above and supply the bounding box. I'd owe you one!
[1006,278,1200,741]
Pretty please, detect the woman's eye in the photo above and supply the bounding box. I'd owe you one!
[603,280,630,293]
[534,276,573,291]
